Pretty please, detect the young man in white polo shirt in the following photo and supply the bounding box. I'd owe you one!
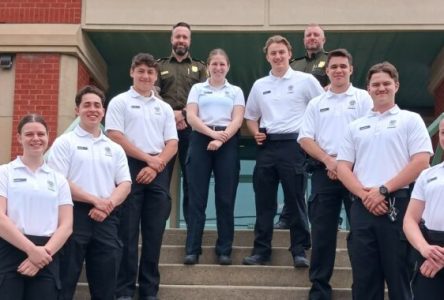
[298,49,373,300]
[243,35,324,267]
[105,53,178,300]
[47,85,132,300]
[337,62,433,300]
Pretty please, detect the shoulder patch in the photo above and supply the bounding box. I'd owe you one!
[191,58,206,66]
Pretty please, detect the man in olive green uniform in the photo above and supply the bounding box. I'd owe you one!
[275,24,329,230]
[157,22,206,226]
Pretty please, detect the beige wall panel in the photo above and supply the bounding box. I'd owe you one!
[270,0,444,28]
[0,64,15,163]
[57,55,78,135]
[84,0,266,26]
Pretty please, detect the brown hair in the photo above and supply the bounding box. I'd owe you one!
[130,53,159,73]
[263,35,292,54]
[17,114,48,134]
[75,85,105,107]
[326,48,353,67]
[207,48,230,66]
[367,61,399,85]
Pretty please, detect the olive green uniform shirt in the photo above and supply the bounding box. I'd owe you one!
[290,50,329,87]
[157,54,207,110]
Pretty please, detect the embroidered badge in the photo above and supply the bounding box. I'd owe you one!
[47,180,55,191]
[77,146,88,150]
[13,178,27,182]
[426,176,438,183]
[387,119,397,128]
[359,125,371,130]
[288,85,294,93]
[318,61,326,68]
[154,106,161,115]
[104,146,112,157]
[348,100,356,109]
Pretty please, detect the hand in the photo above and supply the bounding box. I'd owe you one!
[207,140,223,151]
[93,198,114,216]
[176,119,187,130]
[322,155,337,175]
[327,170,338,180]
[211,131,229,143]
[420,258,444,278]
[136,166,157,184]
[174,110,185,123]
[362,187,388,216]
[146,155,166,173]
[419,244,444,265]
[88,207,107,222]
[26,245,52,268]
[17,258,40,277]
[253,131,267,145]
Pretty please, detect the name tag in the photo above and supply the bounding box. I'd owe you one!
[359,125,371,131]
[263,90,271,95]
[13,178,27,182]
[426,176,438,183]
[161,71,169,75]
[204,91,213,94]
[131,105,141,109]
[320,107,329,112]
[77,146,88,150]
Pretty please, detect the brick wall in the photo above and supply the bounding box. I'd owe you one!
[77,61,94,89]
[11,53,60,159]
[0,0,81,24]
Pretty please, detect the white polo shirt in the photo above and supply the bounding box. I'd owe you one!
[105,87,178,155]
[0,157,72,236]
[244,67,323,134]
[298,85,373,156]
[411,163,444,231]
[187,79,245,127]
[47,125,131,200]
[337,105,433,187]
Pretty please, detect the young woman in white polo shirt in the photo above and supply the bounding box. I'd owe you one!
[0,114,73,300]
[184,49,245,265]
[404,118,444,300]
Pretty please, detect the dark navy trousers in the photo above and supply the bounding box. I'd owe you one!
[308,168,352,300]
[116,157,171,299]
[185,131,240,256]
[251,139,310,258]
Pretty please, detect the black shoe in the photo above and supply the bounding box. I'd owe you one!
[274,220,290,230]
[293,254,309,268]
[184,254,199,265]
[218,255,232,265]
[242,254,270,265]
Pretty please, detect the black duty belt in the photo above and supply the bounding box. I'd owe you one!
[207,125,227,131]
[267,133,299,141]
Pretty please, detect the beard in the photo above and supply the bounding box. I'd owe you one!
[173,44,189,56]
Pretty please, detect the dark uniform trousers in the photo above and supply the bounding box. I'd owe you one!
[0,235,61,300]
[252,138,310,258]
[166,126,191,225]
[349,192,412,300]
[60,202,122,300]
[308,168,352,300]
[411,226,444,300]
[185,130,240,256]
[116,157,171,299]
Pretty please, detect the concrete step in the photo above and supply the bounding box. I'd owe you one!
[160,245,351,267]
[74,283,355,300]
[78,264,351,288]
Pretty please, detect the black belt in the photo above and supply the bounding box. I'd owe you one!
[208,125,227,131]
[267,133,298,141]
[388,189,410,198]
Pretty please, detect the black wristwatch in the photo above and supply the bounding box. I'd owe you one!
[379,185,390,198]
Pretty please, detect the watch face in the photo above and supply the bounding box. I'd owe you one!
[380,186,389,196]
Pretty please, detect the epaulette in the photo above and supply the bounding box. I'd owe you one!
[191,57,206,66]
[290,56,305,64]
[157,57,170,62]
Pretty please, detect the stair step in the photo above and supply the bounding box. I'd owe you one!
[160,245,350,267]
[74,283,355,300]
[163,228,349,248]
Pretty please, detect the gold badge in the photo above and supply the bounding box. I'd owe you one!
[191,66,198,72]
[161,71,169,75]
[318,61,325,68]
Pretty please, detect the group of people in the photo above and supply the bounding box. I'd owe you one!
[0,20,442,300]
